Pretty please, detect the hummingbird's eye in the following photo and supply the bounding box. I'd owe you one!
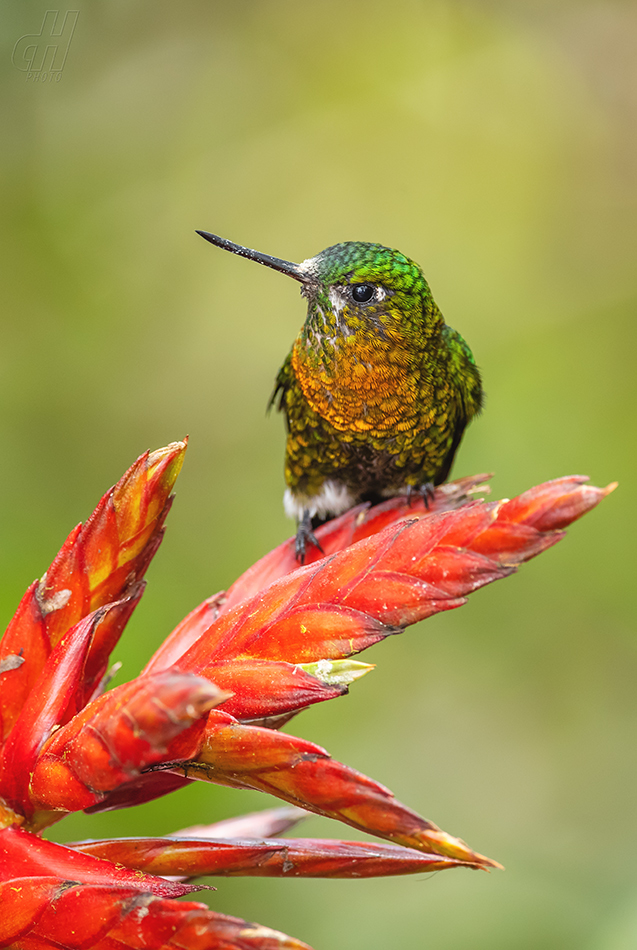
[351,283,375,303]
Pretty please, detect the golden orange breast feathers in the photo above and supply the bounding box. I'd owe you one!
[291,337,432,435]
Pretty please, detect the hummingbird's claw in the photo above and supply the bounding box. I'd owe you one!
[421,482,436,510]
[296,510,324,564]
[405,483,436,509]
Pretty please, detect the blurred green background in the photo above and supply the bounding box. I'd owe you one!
[1,1,636,947]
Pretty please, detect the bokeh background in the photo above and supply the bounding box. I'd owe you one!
[1,1,636,947]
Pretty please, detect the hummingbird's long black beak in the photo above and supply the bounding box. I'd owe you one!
[196,231,306,282]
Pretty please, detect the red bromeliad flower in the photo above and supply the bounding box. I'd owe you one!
[0,440,615,949]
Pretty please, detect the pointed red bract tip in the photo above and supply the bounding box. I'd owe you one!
[27,670,228,821]
[71,833,493,878]
[498,476,617,532]
[0,440,188,747]
[0,875,313,950]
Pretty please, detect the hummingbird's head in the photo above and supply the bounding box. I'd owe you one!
[196,232,439,339]
[301,241,434,322]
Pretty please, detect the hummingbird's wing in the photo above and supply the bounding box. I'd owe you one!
[267,350,294,416]
[434,327,484,486]
[434,413,468,486]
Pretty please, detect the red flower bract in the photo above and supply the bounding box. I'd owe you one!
[0,442,616,949]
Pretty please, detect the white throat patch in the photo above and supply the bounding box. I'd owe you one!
[328,287,346,318]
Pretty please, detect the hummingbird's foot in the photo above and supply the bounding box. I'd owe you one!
[295,510,324,564]
[405,483,436,509]
[420,482,436,509]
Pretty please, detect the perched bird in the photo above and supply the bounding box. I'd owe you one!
[197,231,483,560]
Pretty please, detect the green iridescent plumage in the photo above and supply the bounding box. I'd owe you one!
[197,232,483,558]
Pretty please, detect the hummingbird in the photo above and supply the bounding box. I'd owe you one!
[197,231,483,561]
